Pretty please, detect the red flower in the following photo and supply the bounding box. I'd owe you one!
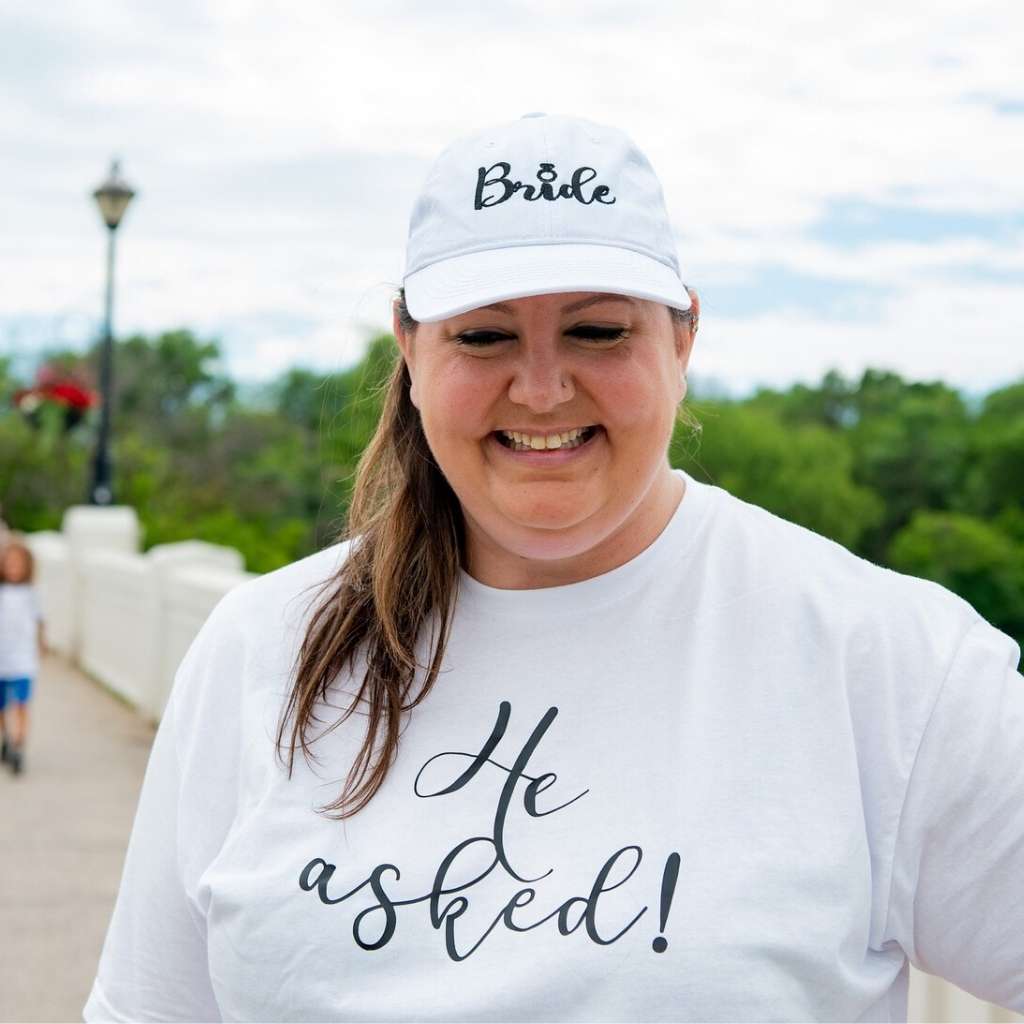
[12,370,98,432]
[45,382,96,409]
[12,366,98,412]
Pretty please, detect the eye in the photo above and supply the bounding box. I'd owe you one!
[454,330,511,347]
[568,325,629,342]
[452,325,629,347]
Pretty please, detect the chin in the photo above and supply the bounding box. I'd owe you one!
[496,488,590,523]
[496,509,605,554]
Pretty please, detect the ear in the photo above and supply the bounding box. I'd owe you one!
[687,289,700,329]
[392,302,420,410]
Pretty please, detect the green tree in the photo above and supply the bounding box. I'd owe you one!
[887,510,1024,662]
[671,399,884,551]
[315,333,400,524]
[961,380,1024,516]
[40,329,236,447]
[748,368,859,431]
[0,411,91,531]
[845,372,971,561]
[0,355,19,405]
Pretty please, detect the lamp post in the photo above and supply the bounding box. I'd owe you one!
[88,159,136,506]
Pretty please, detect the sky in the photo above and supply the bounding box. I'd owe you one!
[2,1,1022,400]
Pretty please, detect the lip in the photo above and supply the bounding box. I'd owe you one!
[488,425,605,464]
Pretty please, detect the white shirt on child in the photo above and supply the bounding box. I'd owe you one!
[83,468,1024,1021]
[0,583,42,679]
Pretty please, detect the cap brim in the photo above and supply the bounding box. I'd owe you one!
[403,243,691,323]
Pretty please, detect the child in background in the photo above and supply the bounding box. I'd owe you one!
[0,539,45,775]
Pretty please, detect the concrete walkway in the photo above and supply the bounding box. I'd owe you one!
[0,652,156,1023]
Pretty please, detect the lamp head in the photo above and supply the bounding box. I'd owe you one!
[93,159,135,229]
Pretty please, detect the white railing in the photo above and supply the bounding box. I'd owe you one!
[920,983,1023,1023]
[19,507,1023,1023]
[26,505,255,723]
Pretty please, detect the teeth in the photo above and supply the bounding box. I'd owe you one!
[499,426,595,451]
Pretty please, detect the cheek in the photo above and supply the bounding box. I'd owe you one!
[418,358,494,439]
[595,357,675,431]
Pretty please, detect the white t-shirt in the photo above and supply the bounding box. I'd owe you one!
[83,468,1024,1022]
[0,582,43,678]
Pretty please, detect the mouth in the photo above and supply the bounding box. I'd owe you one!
[492,425,601,452]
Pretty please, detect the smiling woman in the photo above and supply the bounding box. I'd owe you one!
[84,114,1024,1023]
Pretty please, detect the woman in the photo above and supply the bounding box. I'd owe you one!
[84,114,1024,1022]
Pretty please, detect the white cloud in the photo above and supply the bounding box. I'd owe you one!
[1,0,1021,393]
[694,277,1023,398]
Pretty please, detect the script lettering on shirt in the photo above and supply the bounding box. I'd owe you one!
[298,700,681,962]
[474,162,617,210]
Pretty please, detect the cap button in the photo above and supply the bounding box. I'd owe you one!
[520,111,547,118]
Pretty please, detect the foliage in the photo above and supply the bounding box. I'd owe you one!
[0,407,91,530]
[887,510,1024,643]
[671,401,884,550]
[962,380,1024,516]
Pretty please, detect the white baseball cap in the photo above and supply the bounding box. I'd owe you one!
[402,112,692,323]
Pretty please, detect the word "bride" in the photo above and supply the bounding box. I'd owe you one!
[475,162,617,209]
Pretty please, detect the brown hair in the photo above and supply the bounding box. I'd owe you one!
[274,286,701,819]
[1,539,35,584]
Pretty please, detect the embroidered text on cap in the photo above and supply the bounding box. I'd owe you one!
[475,162,616,210]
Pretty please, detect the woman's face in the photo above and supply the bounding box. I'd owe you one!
[394,290,698,586]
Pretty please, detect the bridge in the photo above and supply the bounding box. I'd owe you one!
[2,506,1019,1022]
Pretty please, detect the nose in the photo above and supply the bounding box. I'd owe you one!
[506,343,575,412]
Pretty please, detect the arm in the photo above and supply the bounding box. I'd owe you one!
[880,616,1024,1011]
[82,688,223,1023]
[32,587,45,657]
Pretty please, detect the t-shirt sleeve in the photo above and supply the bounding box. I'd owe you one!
[81,691,222,1022]
[881,615,1024,1011]
[81,590,248,1023]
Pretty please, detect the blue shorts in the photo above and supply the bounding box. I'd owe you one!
[0,677,32,710]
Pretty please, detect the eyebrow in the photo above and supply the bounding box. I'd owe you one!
[472,295,638,315]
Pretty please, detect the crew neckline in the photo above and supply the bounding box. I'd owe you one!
[455,467,716,618]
